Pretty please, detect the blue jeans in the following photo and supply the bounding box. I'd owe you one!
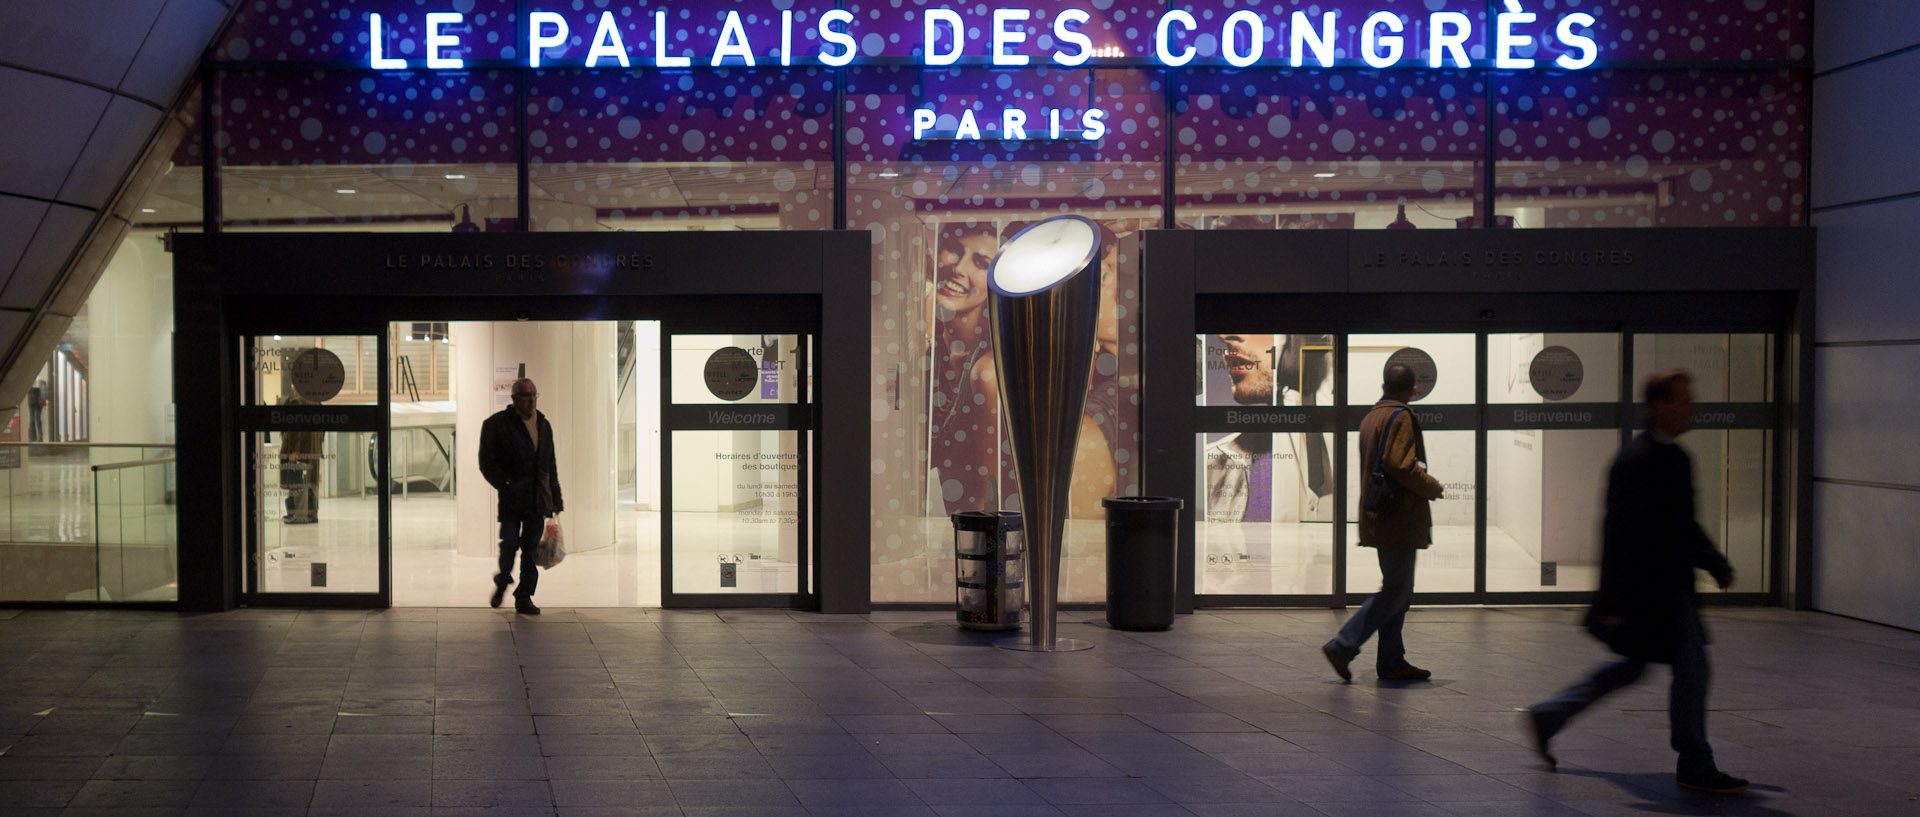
[1325,547,1418,673]
[1531,604,1716,777]
[496,517,543,600]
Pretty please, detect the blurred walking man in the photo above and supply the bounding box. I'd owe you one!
[1525,369,1748,794]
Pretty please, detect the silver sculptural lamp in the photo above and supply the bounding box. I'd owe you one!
[987,214,1103,653]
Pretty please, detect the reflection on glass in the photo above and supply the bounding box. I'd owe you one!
[1486,334,1620,593]
[249,335,377,406]
[1634,334,1773,594]
[671,430,803,594]
[1486,430,1614,592]
[1488,333,1620,405]
[1195,333,1334,595]
[1634,334,1771,403]
[250,431,379,593]
[1682,429,1770,594]
[670,335,802,405]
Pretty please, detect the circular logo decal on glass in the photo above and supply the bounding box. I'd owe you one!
[704,347,759,401]
[288,348,345,403]
[1385,348,1438,402]
[1529,346,1585,402]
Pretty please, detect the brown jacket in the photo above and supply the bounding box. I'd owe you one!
[1357,399,1445,549]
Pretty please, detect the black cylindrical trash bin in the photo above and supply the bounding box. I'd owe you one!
[953,511,1024,631]
[1103,496,1183,631]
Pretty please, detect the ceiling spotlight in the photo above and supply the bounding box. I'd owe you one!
[444,173,467,180]
[335,188,357,194]
[1313,172,1337,179]
[139,207,156,213]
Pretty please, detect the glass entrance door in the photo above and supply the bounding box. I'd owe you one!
[1485,333,1624,594]
[662,329,813,607]
[1191,326,1776,607]
[1194,333,1338,600]
[237,332,389,605]
[1345,333,1479,597]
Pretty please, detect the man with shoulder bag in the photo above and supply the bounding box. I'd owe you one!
[1321,363,1445,682]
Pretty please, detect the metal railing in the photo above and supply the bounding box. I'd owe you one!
[0,442,177,603]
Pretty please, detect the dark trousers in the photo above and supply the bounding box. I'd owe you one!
[1326,547,1418,673]
[1531,606,1716,776]
[496,517,542,600]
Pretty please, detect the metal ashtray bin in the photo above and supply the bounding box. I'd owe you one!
[953,511,1025,631]
[1103,496,1183,631]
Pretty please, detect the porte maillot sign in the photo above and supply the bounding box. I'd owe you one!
[353,0,1602,143]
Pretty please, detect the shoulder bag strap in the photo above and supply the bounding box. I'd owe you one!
[1371,408,1406,472]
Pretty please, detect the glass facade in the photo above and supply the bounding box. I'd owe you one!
[6,0,1811,605]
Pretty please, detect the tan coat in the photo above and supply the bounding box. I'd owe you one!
[1357,399,1445,549]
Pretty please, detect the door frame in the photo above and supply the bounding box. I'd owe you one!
[658,321,816,608]
[1144,227,1816,612]
[173,231,870,613]
[228,324,393,608]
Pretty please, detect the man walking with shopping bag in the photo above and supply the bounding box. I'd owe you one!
[479,378,563,614]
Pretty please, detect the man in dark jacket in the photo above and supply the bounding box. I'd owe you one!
[478,378,563,614]
[1321,363,1444,682]
[1524,369,1747,794]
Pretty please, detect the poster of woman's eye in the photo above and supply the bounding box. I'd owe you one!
[927,218,1143,519]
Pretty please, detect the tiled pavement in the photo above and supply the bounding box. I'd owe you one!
[2,605,1916,816]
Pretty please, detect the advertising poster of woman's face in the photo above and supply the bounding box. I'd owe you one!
[926,218,1142,520]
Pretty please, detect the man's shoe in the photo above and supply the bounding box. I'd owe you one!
[515,599,541,615]
[1522,708,1557,771]
[1677,771,1749,794]
[1377,665,1432,681]
[488,583,507,609]
[1320,645,1352,682]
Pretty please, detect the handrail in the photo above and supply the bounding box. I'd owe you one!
[91,457,178,473]
[0,442,175,449]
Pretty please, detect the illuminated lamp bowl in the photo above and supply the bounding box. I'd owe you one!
[988,216,1101,296]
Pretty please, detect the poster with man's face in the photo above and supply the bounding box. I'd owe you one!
[925,217,1142,519]
[1200,334,1335,525]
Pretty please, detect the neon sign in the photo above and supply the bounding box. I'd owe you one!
[366,2,1600,142]
[366,4,1599,72]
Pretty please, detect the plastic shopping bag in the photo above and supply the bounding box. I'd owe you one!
[536,520,566,569]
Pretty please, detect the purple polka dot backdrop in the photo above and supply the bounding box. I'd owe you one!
[1176,68,1484,225]
[216,70,517,227]
[1495,69,1806,227]
[1553,0,1808,63]
[525,69,834,230]
[217,0,520,63]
